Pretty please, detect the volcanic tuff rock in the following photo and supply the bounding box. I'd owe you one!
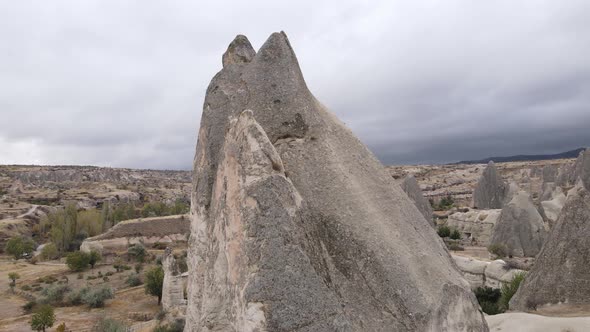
[510,182,590,310]
[489,191,547,257]
[473,161,508,209]
[542,164,558,183]
[446,209,501,246]
[400,175,433,223]
[540,187,566,227]
[186,32,488,331]
[162,248,188,312]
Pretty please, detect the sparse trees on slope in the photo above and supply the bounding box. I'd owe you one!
[30,305,55,332]
[145,266,164,305]
[5,236,35,259]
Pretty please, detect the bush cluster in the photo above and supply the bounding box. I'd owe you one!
[474,272,526,315]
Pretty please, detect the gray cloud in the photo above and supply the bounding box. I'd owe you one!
[1,1,589,169]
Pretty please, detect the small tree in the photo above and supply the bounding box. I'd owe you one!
[8,272,20,292]
[144,266,164,305]
[127,243,147,263]
[66,251,90,272]
[30,304,55,332]
[88,250,102,269]
[40,243,59,261]
[5,236,35,260]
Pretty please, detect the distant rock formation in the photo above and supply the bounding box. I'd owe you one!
[510,182,590,310]
[473,161,508,209]
[541,165,558,183]
[186,32,488,332]
[540,187,566,227]
[80,215,189,253]
[400,175,433,223]
[489,192,547,257]
[446,209,501,246]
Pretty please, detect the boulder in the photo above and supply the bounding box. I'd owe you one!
[446,209,501,246]
[473,161,508,209]
[186,32,488,332]
[510,182,590,310]
[452,255,525,289]
[400,175,433,224]
[489,192,547,257]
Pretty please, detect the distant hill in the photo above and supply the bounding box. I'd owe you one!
[454,147,586,164]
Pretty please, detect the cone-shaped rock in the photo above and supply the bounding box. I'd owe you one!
[489,191,547,257]
[473,161,508,209]
[400,175,433,224]
[187,32,488,331]
[542,165,558,183]
[510,182,590,310]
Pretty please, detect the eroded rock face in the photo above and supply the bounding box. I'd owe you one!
[540,187,566,227]
[473,161,508,209]
[452,255,526,290]
[400,175,433,224]
[186,32,488,332]
[489,192,547,257]
[510,183,590,310]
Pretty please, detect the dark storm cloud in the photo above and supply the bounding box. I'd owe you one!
[1,1,589,169]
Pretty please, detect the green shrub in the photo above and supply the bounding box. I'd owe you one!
[30,304,55,332]
[437,225,451,238]
[40,284,70,305]
[87,275,97,280]
[488,243,509,258]
[5,236,36,260]
[21,285,32,291]
[126,274,142,287]
[447,243,464,251]
[77,273,84,279]
[474,287,502,315]
[66,251,91,272]
[450,228,462,240]
[499,272,526,311]
[82,286,114,308]
[67,287,89,306]
[152,242,167,250]
[92,317,127,332]
[105,271,114,277]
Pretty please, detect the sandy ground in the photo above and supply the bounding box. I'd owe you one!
[486,312,590,332]
[0,257,161,331]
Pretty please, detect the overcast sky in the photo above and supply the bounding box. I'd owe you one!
[1,1,589,170]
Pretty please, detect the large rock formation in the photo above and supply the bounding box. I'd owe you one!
[489,192,547,257]
[541,165,558,183]
[473,161,508,209]
[80,215,189,254]
[539,187,566,227]
[510,181,590,310]
[186,32,487,331]
[400,175,433,223]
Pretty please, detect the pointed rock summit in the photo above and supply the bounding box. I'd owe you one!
[489,191,547,257]
[473,161,508,209]
[186,32,488,331]
[222,35,256,67]
[400,175,433,223]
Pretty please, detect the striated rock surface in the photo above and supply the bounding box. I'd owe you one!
[446,209,501,246]
[489,192,547,257]
[186,32,488,332]
[400,175,433,223]
[510,181,590,310]
[473,161,508,209]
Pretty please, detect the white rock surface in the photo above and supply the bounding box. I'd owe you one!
[486,312,590,332]
[446,209,501,246]
[452,255,525,289]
